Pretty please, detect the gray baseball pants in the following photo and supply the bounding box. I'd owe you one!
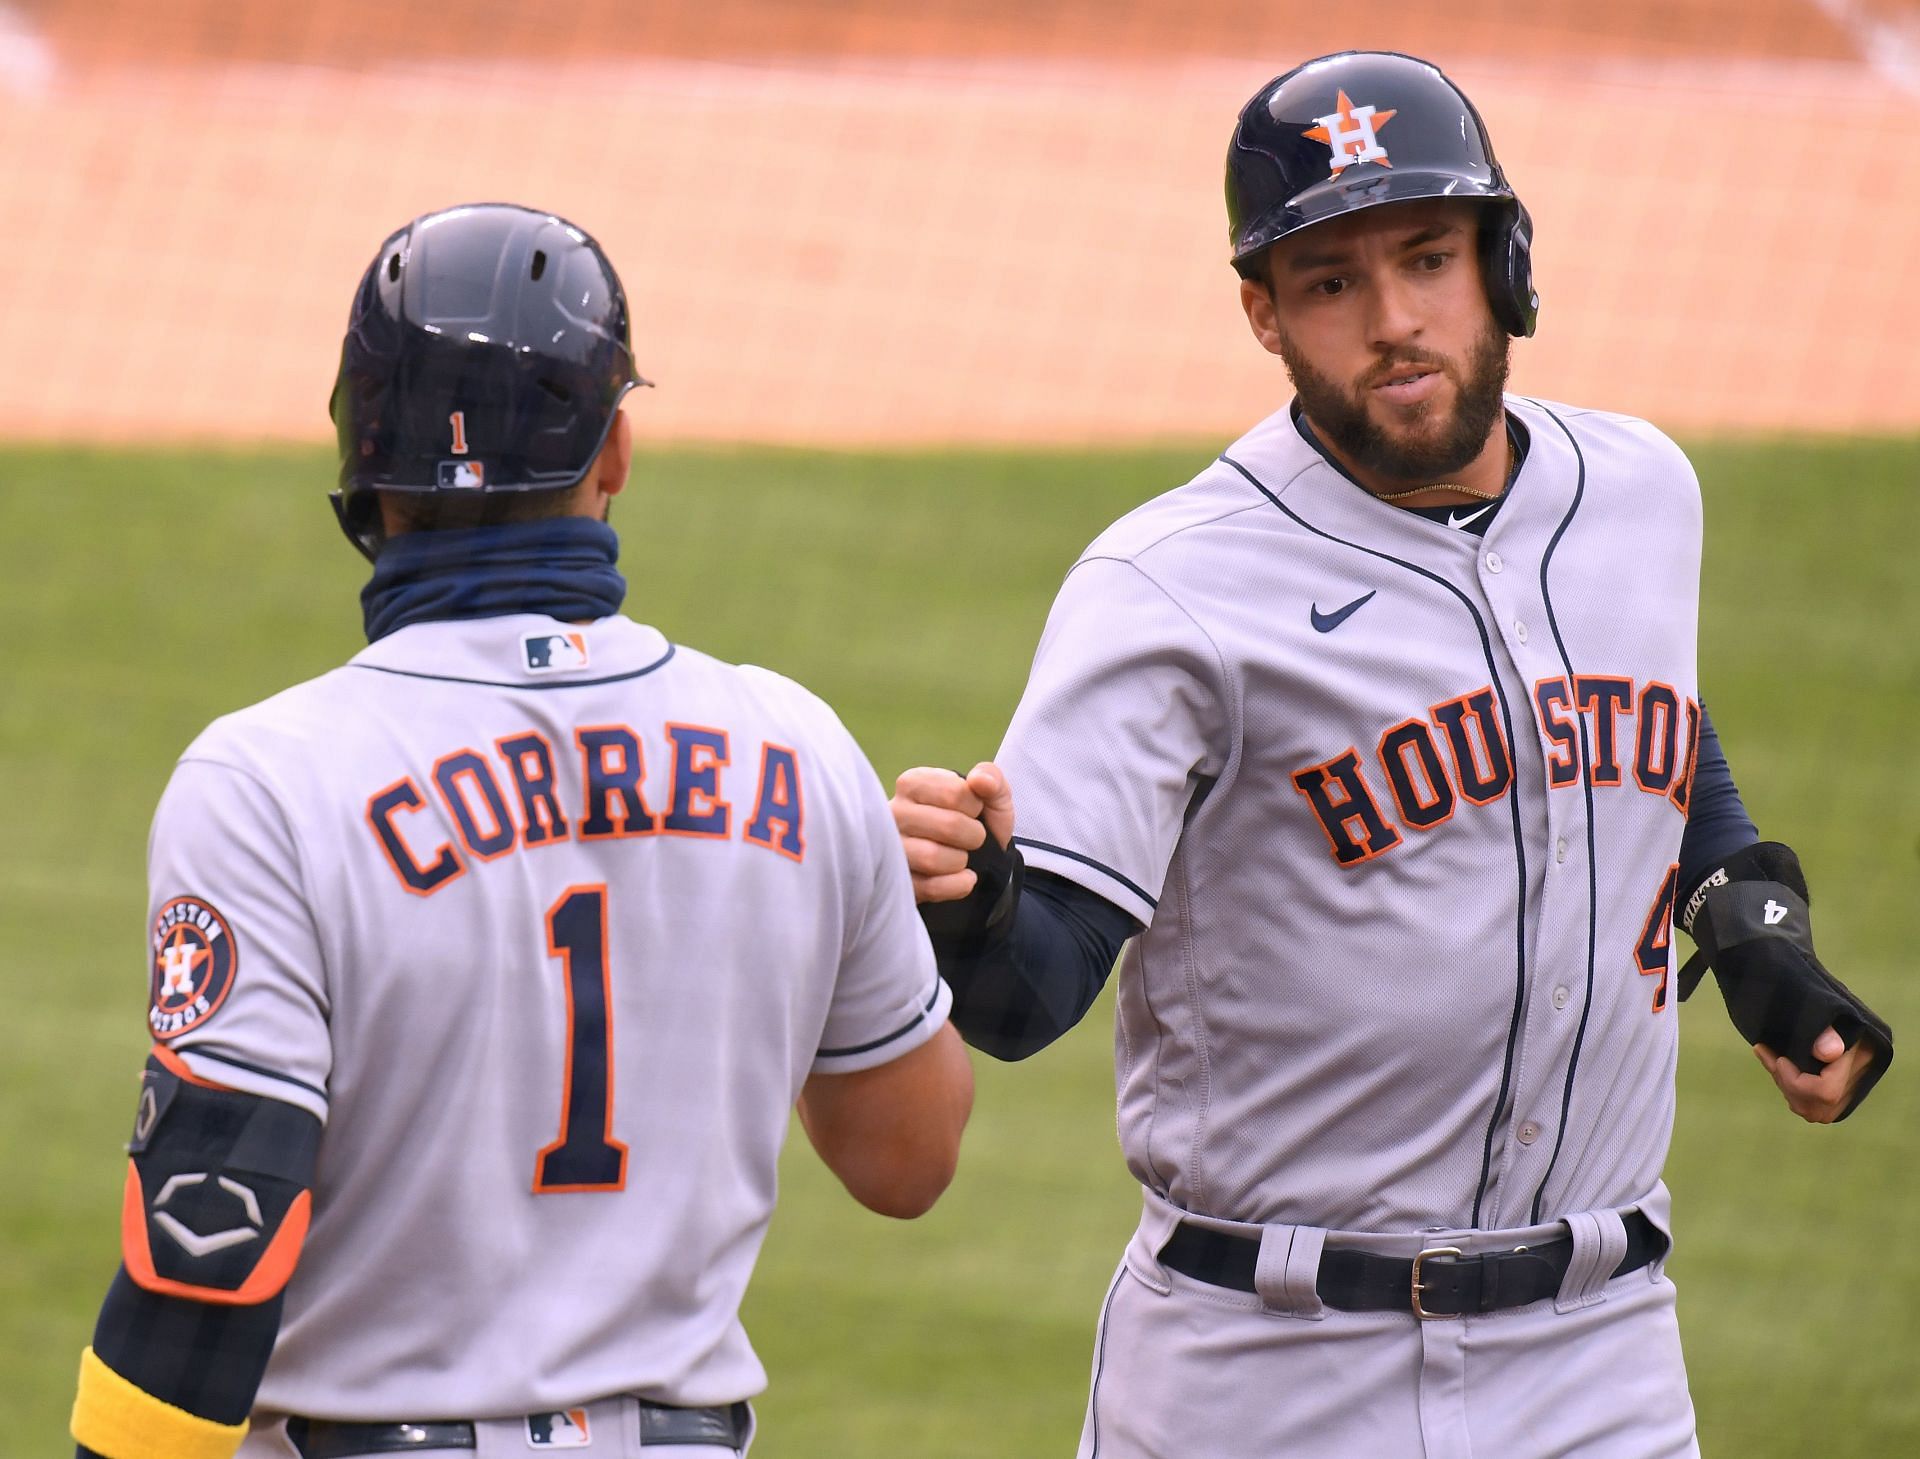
[1077,1187,1698,1459]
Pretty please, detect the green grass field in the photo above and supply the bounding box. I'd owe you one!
[3,435,1916,1455]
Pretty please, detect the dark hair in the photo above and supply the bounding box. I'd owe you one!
[379,480,588,537]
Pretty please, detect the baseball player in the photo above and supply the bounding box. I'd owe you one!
[70,203,973,1459]
[893,52,1893,1457]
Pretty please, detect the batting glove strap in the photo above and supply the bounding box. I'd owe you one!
[1676,842,1894,1119]
[1676,840,1810,999]
[917,819,1024,959]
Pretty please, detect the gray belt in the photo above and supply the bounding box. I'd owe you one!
[286,1401,751,1456]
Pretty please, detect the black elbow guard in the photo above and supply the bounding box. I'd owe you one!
[1678,842,1894,1118]
[122,1050,322,1303]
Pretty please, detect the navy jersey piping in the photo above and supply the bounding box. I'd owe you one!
[349,643,676,690]
[816,977,944,1058]
[1084,1266,1127,1458]
[1011,837,1160,911]
[1220,450,1532,1230]
[173,1045,330,1102]
[1522,401,1599,1223]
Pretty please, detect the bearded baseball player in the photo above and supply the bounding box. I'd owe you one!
[70,202,973,1459]
[893,51,1893,1457]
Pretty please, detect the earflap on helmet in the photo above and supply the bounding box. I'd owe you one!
[329,488,385,564]
[1480,197,1539,339]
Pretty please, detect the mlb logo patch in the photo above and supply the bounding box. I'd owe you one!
[526,1409,592,1448]
[523,631,589,673]
[438,460,486,489]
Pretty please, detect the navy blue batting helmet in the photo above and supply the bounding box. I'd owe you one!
[1225,52,1538,338]
[329,202,649,559]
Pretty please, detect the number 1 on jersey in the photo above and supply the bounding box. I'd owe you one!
[535,886,629,1192]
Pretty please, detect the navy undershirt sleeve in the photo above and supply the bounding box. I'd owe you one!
[1678,702,1760,899]
[935,868,1137,1061]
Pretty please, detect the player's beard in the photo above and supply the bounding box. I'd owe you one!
[1281,318,1510,486]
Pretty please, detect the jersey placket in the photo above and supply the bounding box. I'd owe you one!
[1464,521,1591,1229]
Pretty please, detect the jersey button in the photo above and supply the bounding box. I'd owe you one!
[1485,551,1504,574]
[1555,837,1568,863]
[1514,619,1530,644]
[1552,985,1570,1010]
[1517,1120,1542,1145]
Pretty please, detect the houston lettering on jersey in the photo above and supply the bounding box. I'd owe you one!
[1294,675,1700,866]
[366,721,807,896]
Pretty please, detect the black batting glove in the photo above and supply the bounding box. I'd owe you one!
[1678,841,1893,1119]
[918,818,1023,960]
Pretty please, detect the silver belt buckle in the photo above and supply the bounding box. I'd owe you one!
[1411,1244,1465,1321]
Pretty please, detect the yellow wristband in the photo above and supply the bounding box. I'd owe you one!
[71,1347,248,1459]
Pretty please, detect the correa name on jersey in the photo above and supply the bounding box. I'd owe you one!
[365,718,808,896]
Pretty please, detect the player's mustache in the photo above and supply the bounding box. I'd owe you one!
[1358,350,1454,390]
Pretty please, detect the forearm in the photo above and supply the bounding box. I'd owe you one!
[73,1056,316,1459]
[929,866,1138,1061]
[798,1023,974,1218]
[74,1273,282,1459]
[1677,702,1759,899]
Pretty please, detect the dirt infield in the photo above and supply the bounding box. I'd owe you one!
[2,0,1916,444]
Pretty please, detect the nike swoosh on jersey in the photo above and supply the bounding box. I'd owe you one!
[1310,591,1376,633]
[1447,501,1498,529]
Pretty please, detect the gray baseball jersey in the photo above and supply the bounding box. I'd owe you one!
[143,611,948,1427]
[999,394,1702,1236]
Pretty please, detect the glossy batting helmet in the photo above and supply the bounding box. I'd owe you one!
[329,202,650,559]
[1225,51,1538,338]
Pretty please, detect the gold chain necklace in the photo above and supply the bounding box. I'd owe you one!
[1372,434,1515,503]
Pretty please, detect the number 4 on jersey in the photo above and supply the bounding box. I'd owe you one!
[535,886,630,1193]
[1634,863,1681,1013]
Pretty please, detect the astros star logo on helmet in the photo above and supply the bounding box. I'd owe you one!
[1302,90,1396,175]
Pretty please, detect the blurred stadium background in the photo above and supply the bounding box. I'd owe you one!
[2,2,1916,1455]
[3,0,1918,444]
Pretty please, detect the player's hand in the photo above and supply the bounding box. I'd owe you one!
[891,762,1016,904]
[1754,1026,1879,1124]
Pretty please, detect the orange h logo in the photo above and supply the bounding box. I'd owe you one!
[1301,91,1397,176]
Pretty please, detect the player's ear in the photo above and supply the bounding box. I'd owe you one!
[1239,274,1286,357]
[596,408,633,500]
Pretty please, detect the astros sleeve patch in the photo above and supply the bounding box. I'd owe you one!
[149,896,241,1041]
[144,756,334,1117]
